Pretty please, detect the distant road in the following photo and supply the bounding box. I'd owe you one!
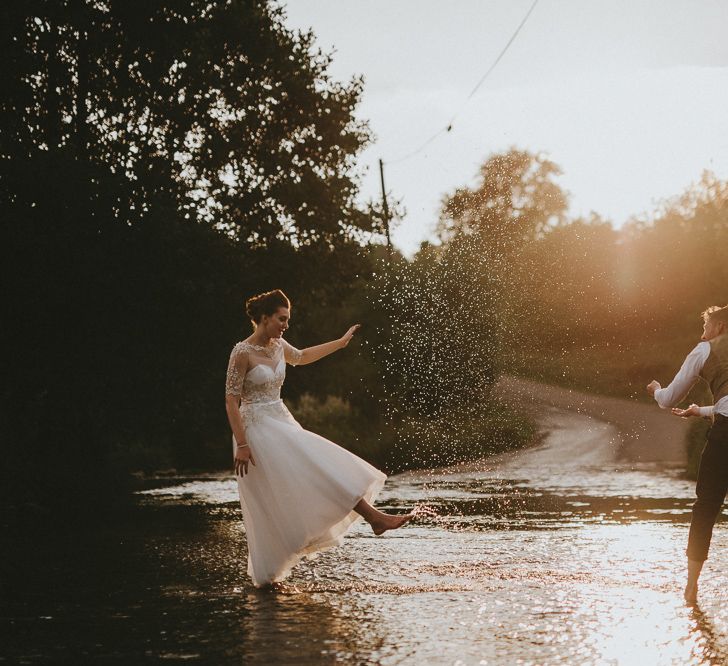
[493,375,689,465]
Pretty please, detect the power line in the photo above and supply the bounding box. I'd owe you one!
[452,0,540,122]
[385,0,540,167]
[384,126,450,166]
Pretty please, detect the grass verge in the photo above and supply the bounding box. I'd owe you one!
[289,392,537,475]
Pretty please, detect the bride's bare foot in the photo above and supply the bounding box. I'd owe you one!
[684,582,698,605]
[370,512,414,536]
[353,499,414,535]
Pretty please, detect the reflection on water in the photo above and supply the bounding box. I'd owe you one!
[4,408,728,664]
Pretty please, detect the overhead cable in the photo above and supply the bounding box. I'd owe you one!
[385,0,540,167]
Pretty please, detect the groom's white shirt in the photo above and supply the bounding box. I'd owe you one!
[653,342,728,417]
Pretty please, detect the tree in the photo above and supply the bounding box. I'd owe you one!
[358,150,567,466]
[0,1,381,515]
[437,148,566,245]
[1,0,378,244]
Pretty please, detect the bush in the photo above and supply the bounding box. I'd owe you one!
[386,400,537,471]
[287,393,536,475]
[287,393,390,469]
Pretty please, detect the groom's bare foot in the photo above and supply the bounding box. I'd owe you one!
[370,512,414,536]
[684,582,698,605]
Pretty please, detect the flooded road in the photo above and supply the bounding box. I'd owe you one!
[4,405,728,664]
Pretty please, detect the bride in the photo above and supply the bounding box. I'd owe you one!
[225,289,412,587]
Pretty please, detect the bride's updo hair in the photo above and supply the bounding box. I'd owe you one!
[245,289,291,324]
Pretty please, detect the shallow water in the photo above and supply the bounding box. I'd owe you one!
[4,408,728,664]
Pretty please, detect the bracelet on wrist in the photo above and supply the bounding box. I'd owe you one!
[236,442,249,448]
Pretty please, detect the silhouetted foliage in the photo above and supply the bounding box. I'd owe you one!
[6,0,721,518]
[430,149,728,406]
[0,0,381,517]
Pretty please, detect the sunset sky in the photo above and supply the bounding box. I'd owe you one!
[284,0,728,254]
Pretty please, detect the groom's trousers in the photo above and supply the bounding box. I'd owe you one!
[687,415,728,561]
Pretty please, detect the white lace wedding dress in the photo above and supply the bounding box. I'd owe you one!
[225,337,386,586]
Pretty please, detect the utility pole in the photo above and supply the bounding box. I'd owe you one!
[378,159,392,251]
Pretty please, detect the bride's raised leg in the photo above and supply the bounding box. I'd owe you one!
[354,499,413,535]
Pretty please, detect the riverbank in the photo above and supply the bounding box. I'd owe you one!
[131,376,686,489]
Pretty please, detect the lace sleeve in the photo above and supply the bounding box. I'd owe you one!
[225,343,248,396]
[281,338,303,366]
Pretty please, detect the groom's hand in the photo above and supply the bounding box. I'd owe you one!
[671,404,701,418]
[646,380,661,396]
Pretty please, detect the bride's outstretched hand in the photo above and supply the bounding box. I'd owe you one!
[671,404,701,418]
[339,324,361,348]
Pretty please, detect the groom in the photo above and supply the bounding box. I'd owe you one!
[647,304,728,604]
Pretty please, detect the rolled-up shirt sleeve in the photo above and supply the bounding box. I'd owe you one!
[653,342,710,409]
[698,405,715,418]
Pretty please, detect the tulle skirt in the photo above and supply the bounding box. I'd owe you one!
[233,399,386,586]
